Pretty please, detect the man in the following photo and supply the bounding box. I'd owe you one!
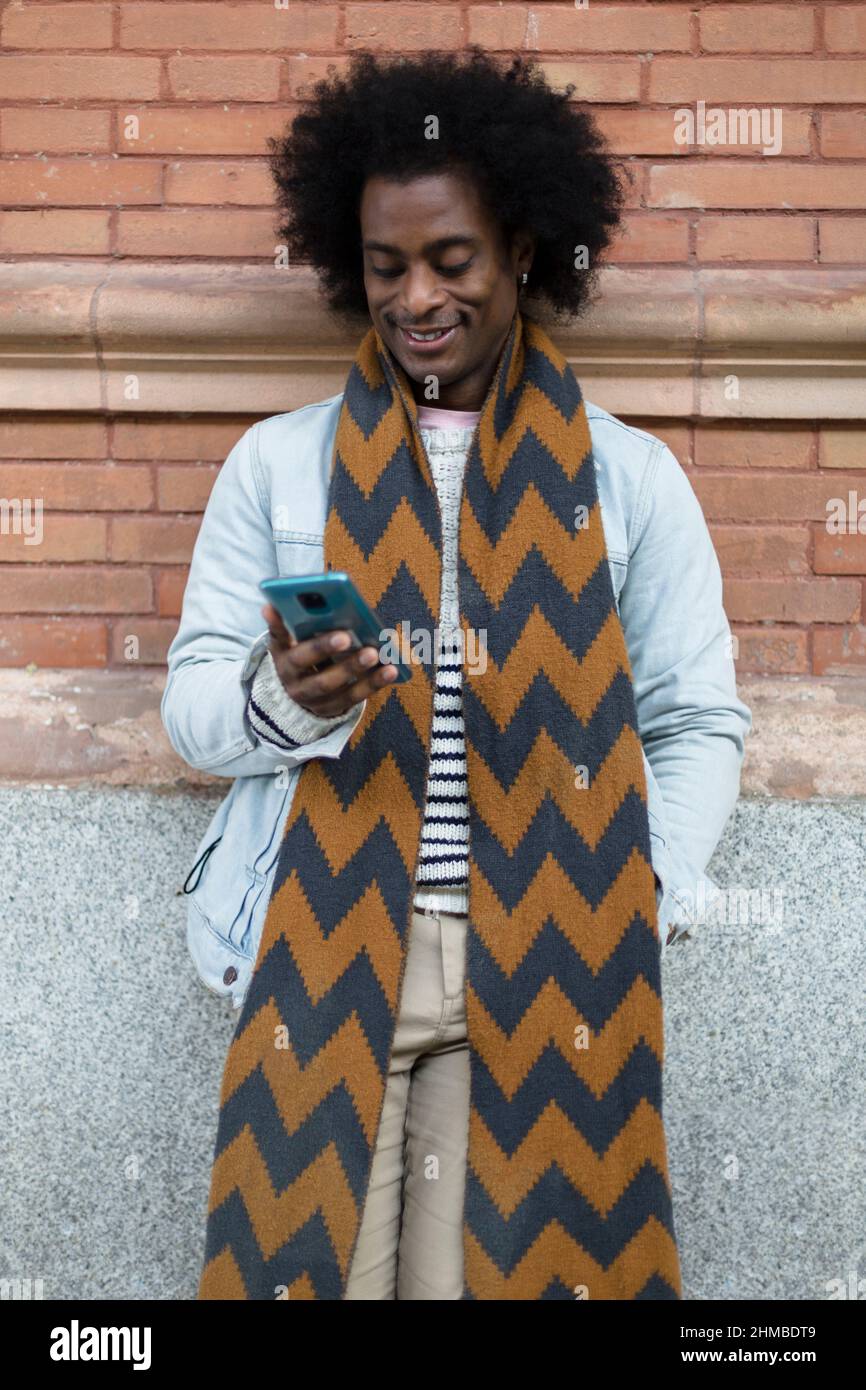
[163,49,751,1300]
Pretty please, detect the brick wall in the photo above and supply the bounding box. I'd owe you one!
[1,1,865,679]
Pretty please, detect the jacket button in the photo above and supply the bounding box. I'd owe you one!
[223,966,238,985]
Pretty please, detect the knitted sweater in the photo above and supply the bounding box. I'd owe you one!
[247,408,479,916]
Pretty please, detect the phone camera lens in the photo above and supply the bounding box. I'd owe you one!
[298,591,327,612]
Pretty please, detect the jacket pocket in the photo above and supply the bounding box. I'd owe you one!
[182,768,297,964]
[275,535,325,577]
[640,750,674,905]
[237,771,297,943]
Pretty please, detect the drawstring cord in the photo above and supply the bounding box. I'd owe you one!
[182,836,222,894]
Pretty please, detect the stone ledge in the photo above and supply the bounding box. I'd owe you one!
[0,668,864,798]
[1,261,865,419]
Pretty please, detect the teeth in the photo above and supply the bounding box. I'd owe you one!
[407,328,451,341]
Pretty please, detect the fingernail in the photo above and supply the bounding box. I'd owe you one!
[359,648,378,666]
[330,632,350,650]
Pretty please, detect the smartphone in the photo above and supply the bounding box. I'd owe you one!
[259,571,413,683]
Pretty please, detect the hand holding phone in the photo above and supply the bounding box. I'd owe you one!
[260,602,399,719]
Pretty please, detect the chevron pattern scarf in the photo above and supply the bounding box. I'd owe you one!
[198,309,682,1301]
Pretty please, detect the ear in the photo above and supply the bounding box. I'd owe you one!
[512,229,536,280]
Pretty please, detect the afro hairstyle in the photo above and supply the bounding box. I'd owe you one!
[267,46,626,322]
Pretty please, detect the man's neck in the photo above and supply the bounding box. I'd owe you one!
[410,378,487,412]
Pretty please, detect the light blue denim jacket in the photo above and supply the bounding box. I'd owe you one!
[161,393,752,1009]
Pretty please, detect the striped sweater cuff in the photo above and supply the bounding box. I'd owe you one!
[247,648,363,750]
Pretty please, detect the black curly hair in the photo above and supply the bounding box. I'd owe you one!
[268,47,625,322]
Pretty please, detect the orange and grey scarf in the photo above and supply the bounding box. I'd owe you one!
[198,309,682,1300]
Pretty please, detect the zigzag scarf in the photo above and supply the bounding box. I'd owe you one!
[198,308,682,1300]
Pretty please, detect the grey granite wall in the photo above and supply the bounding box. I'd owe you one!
[1,788,863,1301]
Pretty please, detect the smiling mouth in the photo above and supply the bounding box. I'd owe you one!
[397,324,459,351]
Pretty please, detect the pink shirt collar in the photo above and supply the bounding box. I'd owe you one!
[416,404,481,430]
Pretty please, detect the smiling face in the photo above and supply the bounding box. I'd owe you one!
[360,170,534,412]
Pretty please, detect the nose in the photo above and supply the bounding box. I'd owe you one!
[397,263,448,322]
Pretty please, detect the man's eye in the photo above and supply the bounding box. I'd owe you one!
[370,260,473,279]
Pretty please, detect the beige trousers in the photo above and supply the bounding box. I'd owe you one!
[344,907,471,1300]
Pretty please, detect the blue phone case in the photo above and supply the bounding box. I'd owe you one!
[259,572,413,683]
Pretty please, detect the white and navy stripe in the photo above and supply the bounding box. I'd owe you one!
[415,639,469,889]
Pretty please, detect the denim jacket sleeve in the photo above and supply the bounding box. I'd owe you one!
[620,440,752,944]
[160,422,364,778]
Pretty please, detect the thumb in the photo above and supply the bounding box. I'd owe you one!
[261,602,294,648]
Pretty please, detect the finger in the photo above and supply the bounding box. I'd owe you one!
[261,602,294,647]
[292,649,396,704]
[283,628,358,675]
[338,663,400,703]
[292,659,399,715]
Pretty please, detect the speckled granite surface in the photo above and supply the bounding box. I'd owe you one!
[0,788,863,1301]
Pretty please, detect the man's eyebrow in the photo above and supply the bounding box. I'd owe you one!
[362,235,479,254]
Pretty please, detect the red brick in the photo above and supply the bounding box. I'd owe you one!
[157,568,188,618]
[818,431,866,470]
[0,463,152,510]
[121,3,337,50]
[813,529,866,575]
[820,113,866,158]
[649,163,866,210]
[0,618,108,667]
[112,418,251,461]
[0,418,107,459]
[345,4,462,49]
[723,577,860,623]
[1,108,111,155]
[619,164,645,210]
[649,59,866,104]
[813,626,866,675]
[117,106,296,157]
[691,473,865,521]
[286,57,350,101]
[116,208,276,257]
[110,516,200,564]
[0,567,152,613]
[109,618,178,666]
[540,61,641,104]
[618,421,692,465]
[0,209,111,254]
[708,524,810,574]
[694,426,815,470]
[696,215,815,262]
[164,160,273,206]
[731,626,809,675]
[468,4,690,52]
[818,218,866,263]
[1,3,113,49]
[594,110,687,158]
[825,7,866,53]
[699,5,815,52]
[0,514,106,563]
[0,56,161,101]
[156,465,219,511]
[167,57,281,103]
[609,214,690,263]
[0,158,161,207]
